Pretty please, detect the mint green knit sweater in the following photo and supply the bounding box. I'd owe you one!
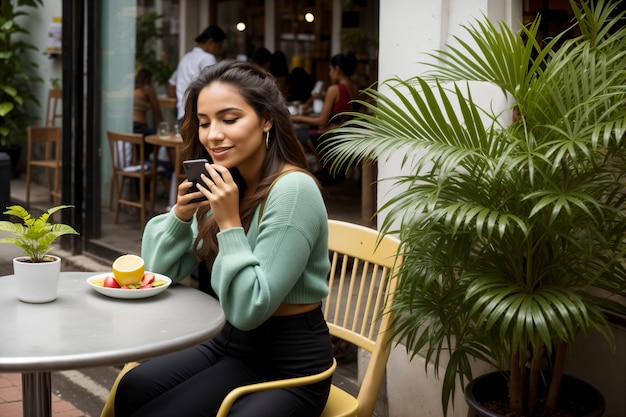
[141,171,330,330]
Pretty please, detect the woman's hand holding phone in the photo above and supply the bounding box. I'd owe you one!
[175,160,241,230]
[172,159,210,221]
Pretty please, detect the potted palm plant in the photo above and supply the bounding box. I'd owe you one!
[0,204,78,303]
[324,1,626,416]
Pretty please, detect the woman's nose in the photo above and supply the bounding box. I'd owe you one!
[205,124,223,141]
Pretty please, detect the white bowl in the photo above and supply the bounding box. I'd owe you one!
[86,272,172,299]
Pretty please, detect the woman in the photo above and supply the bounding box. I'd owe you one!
[133,68,163,137]
[114,60,333,417]
[132,68,173,179]
[291,53,358,180]
[291,52,358,135]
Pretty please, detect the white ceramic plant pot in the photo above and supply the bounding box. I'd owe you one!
[14,255,61,303]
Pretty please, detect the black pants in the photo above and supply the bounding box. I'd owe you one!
[115,305,333,417]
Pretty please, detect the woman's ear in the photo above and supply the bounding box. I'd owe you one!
[263,118,273,132]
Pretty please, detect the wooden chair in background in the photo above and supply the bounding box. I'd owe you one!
[46,88,63,127]
[107,130,162,229]
[24,89,64,207]
[25,126,62,207]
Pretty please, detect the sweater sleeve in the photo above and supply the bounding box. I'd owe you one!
[141,210,200,283]
[211,173,328,330]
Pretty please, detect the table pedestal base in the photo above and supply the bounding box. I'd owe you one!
[22,372,51,417]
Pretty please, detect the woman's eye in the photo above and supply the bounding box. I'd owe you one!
[199,122,210,128]
[223,118,237,124]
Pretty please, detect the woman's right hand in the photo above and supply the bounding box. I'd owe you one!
[172,180,210,222]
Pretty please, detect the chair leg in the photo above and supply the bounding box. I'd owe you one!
[138,177,146,228]
[109,175,114,211]
[45,144,53,202]
[99,362,141,417]
[112,175,121,225]
[52,166,61,205]
[150,172,157,217]
[25,164,32,208]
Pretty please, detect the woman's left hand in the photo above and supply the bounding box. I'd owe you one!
[199,163,242,230]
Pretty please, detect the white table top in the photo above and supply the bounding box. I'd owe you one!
[0,271,225,372]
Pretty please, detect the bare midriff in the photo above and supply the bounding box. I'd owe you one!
[273,302,321,316]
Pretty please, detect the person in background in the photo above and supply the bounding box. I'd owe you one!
[270,50,290,98]
[291,52,358,182]
[132,68,173,176]
[167,25,226,121]
[291,52,358,133]
[114,59,333,417]
[287,66,315,104]
[133,68,163,138]
[249,47,272,71]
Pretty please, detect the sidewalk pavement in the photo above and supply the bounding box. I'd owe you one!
[0,373,85,417]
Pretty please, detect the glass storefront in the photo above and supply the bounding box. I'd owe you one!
[73,0,380,260]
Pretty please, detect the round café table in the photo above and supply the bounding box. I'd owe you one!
[145,133,184,208]
[0,272,225,417]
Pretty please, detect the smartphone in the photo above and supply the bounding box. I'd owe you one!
[183,159,209,202]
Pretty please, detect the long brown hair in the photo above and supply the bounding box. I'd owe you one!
[179,59,313,268]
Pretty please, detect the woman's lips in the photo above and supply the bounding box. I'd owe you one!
[210,147,231,159]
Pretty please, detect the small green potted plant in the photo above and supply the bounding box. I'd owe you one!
[0,204,79,303]
[325,1,626,416]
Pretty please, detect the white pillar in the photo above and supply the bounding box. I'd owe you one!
[265,0,275,51]
[378,1,520,416]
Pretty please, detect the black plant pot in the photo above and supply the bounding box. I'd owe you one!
[0,145,22,178]
[465,371,605,417]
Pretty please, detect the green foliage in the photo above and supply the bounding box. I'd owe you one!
[0,0,43,148]
[0,205,79,263]
[325,1,626,415]
[135,12,176,86]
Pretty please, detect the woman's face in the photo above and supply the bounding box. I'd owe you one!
[197,81,271,176]
[328,64,340,83]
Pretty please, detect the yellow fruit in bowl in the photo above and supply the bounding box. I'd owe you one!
[112,254,145,286]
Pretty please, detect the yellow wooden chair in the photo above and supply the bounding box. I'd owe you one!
[100,219,402,417]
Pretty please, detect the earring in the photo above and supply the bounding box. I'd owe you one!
[265,130,270,150]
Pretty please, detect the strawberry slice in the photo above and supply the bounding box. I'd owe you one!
[142,272,155,285]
